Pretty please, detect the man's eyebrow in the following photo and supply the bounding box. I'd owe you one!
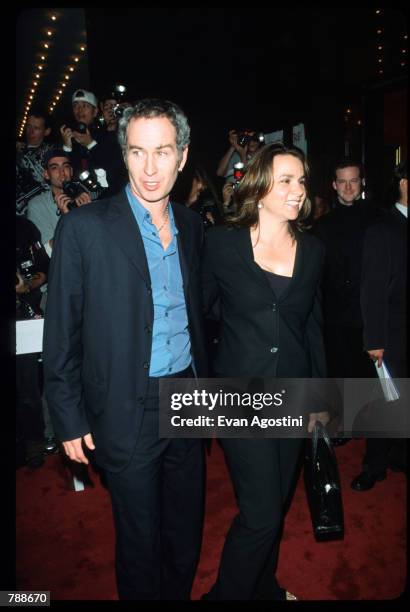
[48,162,71,170]
[128,144,174,150]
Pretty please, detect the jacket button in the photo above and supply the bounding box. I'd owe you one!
[272,303,277,311]
[145,325,152,333]
[143,361,150,369]
[270,347,278,354]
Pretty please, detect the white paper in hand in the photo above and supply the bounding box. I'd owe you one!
[375,361,400,402]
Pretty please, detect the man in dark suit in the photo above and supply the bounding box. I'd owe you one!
[351,160,407,490]
[43,99,208,600]
[314,157,382,444]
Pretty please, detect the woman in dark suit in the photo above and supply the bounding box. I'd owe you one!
[202,143,328,600]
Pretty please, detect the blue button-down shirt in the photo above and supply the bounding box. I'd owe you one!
[126,184,191,376]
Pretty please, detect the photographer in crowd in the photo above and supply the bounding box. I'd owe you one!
[16,109,53,215]
[98,85,133,133]
[27,149,92,256]
[60,88,126,196]
[216,128,263,181]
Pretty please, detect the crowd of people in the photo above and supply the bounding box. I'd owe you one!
[16,90,407,601]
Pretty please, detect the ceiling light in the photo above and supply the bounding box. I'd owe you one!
[44,43,49,49]
[74,57,79,62]
[47,30,52,36]
[69,67,74,72]
[80,45,85,51]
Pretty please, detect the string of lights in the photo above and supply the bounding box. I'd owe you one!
[374,8,407,78]
[17,11,87,138]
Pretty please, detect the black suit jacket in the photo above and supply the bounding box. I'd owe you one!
[43,190,207,472]
[361,207,407,377]
[313,199,382,327]
[202,225,327,378]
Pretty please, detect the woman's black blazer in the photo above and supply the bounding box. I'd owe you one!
[202,225,327,378]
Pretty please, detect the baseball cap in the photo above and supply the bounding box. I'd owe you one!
[72,89,98,108]
[43,148,72,167]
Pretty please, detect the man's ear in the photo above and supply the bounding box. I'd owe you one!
[332,180,337,191]
[178,147,189,172]
[44,127,51,138]
[92,106,98,119]
[43,168,50,181]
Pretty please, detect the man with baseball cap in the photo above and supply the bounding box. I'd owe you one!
[60,88,126,196]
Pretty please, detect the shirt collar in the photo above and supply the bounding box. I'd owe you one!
[395,202,408,218]
[125,183,178,235]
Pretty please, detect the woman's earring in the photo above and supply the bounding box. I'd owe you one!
[257,202,264,209]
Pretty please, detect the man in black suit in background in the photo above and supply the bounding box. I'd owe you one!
[314,158,382,444]
[351,161,407,490]
[43,99,208,599]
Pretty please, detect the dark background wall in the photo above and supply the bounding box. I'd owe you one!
[84,7,345,192]
[16,7,407,199]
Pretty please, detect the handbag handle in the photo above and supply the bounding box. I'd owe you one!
[312,421,332,461]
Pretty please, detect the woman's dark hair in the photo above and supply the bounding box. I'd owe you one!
[228,142,311,237]
[172,161,223,216]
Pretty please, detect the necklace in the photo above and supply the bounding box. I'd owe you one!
[156,204,170,233]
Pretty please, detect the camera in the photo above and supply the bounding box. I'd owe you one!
[62,168,103,211]
[236,129,265,148]
[16,243,43,318]
[66,121,87,134]
[233,162,245,190]
[112,84,128,119]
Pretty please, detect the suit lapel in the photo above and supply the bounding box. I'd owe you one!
[232,227,270,289]
[231,226,303,301]
[103,190,151,289]
[172,202,194,300]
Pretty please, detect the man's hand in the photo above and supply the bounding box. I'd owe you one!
[205,211,215,225]
[62,433,95,465]
[367,348,384,368]
[72,128,93,147]
[60,124,73,148]
[75,192,92,207]
[307,411,330,433]
[15,271,28,294]
[55,192,73,215]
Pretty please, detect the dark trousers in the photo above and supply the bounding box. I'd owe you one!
[324,325,375,379]
[363,436,407,477]
[207,437,302,600]
[104,369,205,600]
[16,353,45,444]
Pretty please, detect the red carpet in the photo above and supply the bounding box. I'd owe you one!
[16,439,406,600]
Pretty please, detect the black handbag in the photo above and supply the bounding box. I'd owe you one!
[304,421,344,542]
